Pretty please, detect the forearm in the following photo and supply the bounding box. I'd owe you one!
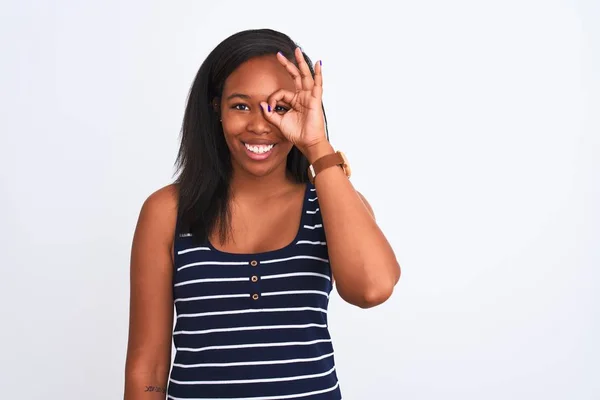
[305,142,401,308]
[124,368,169,400]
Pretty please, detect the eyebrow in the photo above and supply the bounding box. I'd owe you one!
[225,93,251,101]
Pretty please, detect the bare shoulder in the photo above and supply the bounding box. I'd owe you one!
[143,184,178,216]
[137,184,178,239]
[356,190,375,219]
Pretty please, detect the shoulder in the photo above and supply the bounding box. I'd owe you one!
[356,190,375,219]
[136,184,179,244]
[143,184,178,211]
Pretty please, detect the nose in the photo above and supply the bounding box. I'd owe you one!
[246,108,271,135]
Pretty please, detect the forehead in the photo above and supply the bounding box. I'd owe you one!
[222,55,296,98]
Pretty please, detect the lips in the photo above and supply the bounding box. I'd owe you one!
[242,141,276,161]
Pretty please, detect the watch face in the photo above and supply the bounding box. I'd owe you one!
[339,151,351,178]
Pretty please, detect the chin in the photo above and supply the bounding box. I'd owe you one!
[244,165,277,178]
[231,140,291,177]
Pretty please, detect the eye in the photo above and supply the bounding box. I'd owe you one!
[232,104,249,111]
[274,105,289,113]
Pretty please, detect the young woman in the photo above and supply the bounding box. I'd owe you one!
[124,28,401,400]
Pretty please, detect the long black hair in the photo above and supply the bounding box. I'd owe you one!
[173,28,329,246]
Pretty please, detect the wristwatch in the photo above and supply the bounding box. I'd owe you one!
[308,151,351,184]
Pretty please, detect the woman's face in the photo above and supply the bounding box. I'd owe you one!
[219,55,297,179]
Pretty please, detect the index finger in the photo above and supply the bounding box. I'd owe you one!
[276,51,302,91]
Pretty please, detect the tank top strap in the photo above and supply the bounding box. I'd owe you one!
[172,209,209,267]
[295,182,326,244]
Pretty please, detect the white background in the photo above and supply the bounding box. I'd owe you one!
[1,0,598,399]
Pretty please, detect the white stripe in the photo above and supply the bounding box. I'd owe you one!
[177,246,211,255]
[178,307,327,319]
[174,293,250,303]
[173,323,327,336]
[173,352,334,368]
[167,382,339,400]
[306,208,319,214]
[262,290,329,298]
[260,255,328,264]
[296,240,326,245]
[310,188,316,191]
[303,224,322,230]
[170,366,335,385]
[308,197,318,202]
[261,272,331,281]
[178,260,249,272]
[177,338,332,352]
[174,277,248,287]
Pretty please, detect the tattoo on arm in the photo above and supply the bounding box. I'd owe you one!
[144,386,167,394]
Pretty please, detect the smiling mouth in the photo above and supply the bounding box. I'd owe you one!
[243,142,276,155]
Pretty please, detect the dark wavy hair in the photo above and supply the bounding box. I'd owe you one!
[173,28,329,246]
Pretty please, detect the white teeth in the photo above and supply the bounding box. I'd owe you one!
[245,143,274,154]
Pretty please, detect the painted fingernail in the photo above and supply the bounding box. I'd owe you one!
[319,60,322,66]
[277,51,283,57]
[267,105,271,112]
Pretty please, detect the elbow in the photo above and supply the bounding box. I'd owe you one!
[338,285,390,309]
[359,263,401,309]
[348,278,398,309]
[357,285,394,309]
[337,261,401,309]
[394,261,402,284]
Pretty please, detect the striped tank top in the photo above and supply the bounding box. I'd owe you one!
[167,183,343,399]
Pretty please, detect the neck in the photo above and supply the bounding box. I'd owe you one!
[229,165,296,199]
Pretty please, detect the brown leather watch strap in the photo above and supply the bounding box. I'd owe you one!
[308,151,346,184]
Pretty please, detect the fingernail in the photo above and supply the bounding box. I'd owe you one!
[319,60,322,66]
[267,105,271,112]
[277,51,283,57]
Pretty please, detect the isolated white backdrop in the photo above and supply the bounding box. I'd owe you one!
[1,0,598,399]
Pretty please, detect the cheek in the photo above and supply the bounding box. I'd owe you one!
[222,116,247,136]
[280,141,295,155]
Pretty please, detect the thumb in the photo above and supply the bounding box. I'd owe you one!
[260,101,283,127]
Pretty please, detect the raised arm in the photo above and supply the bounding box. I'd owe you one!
[257,48,401,309]
[307,144,401,309]
[124,185,177,399]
